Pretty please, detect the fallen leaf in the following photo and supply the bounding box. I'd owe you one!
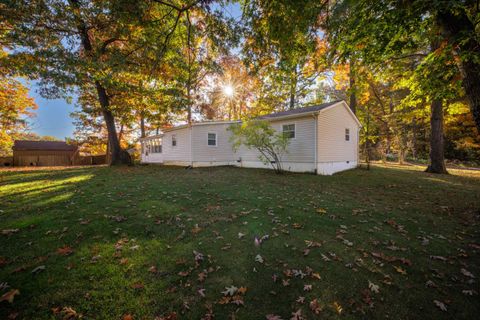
[123,314,133,320]
[309,298,322,314]
[0,289,20,303]
[333,301,343,314]
[31,265,45,274]
[368,280,380,293]
[290,309,304,320]
[198,288,206,297]
[222,285,238,296]
[433,300,447,312]
[266,315,283,320]
[131,282,144,289]
[303,284,312,292]
[148,266,158,273]
[393,265,407,275]
[60,306,78,319]
[255,254,264,264]
[1,229,19,236]
[237,287,247,295]
[460,268,475,278]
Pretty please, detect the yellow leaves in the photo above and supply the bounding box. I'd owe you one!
[394,265,407,275]
[0,289,20,303]
[315,208,327,215]
[333,301,343,314]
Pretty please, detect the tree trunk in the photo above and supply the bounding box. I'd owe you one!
[437,9,480,133]
[70,0,131,165]
[411,117,417,159]
[349,59,357,114]
[425,99,448,174]
[289,68,298,110]
[140,113,145,138]
[95,81,131,165]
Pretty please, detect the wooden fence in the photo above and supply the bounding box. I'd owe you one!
[0,156,13,167]
[0,154,106,167]
[73,155,107,166]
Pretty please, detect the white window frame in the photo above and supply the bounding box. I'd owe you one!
[207,132,217,147]
[345,128,350,141]
[282,123,296,139]
[172,134,177,147]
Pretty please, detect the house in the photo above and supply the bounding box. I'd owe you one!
[13,140,79,166]
[140,100,361,175]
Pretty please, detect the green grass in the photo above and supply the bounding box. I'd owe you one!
[0,164,479,319]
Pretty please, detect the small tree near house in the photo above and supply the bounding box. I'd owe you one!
[228,120,290,173]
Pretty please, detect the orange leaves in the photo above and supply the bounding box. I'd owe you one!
[57,246,74,256]
[0,289,20,303]
[51,306,78,319]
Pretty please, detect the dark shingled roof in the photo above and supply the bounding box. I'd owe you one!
[258,100,342,119]
[13,140,78,151]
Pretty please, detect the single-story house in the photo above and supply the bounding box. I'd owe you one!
[13,140,79,166]
[140,100,361,175]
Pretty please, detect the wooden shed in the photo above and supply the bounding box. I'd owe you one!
[13,140,78,166]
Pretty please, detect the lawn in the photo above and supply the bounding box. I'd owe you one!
[0,164,479,320]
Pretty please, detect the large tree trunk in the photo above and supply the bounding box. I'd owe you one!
[436,9,480,133]
[70,0,131,165]
[95,81,131,165]
[426,99,448,174]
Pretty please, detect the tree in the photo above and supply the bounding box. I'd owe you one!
[228,120,289,173]
[0,48,37,156]
[242,0,329,111]
[1,0,218,165]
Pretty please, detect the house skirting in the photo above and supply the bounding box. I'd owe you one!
[317,161,358,175]
[142,159,358,175]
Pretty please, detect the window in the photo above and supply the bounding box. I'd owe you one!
[345,128,350,141]
[172,135,177,147]
[207,133,217,146]
[282,124,295,139]
[152,138,162,153]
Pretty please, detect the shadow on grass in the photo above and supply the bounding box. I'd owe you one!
[0,165,479,319]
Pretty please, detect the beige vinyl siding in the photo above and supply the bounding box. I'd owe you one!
[191,123,236,162]
[238,116,316,163]
[162,127,192,163]
[317,103,359,162]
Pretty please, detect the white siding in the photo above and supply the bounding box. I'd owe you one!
[162,127,192,164]
[139,101,361,175]
[238,116,316,166]
[317,102,360,173]
[191,123,236,163]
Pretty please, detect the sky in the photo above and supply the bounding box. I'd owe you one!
[25,3,242,141]
[27,82,76,140]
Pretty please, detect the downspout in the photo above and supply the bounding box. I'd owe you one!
[357,126,360,167]
[190,124,194,167]
[313,113,318,174]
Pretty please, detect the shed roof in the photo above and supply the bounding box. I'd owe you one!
[13,140,78,152]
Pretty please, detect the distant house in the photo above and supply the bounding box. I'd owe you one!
[140,100,361,175]
[13,140,78,166]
